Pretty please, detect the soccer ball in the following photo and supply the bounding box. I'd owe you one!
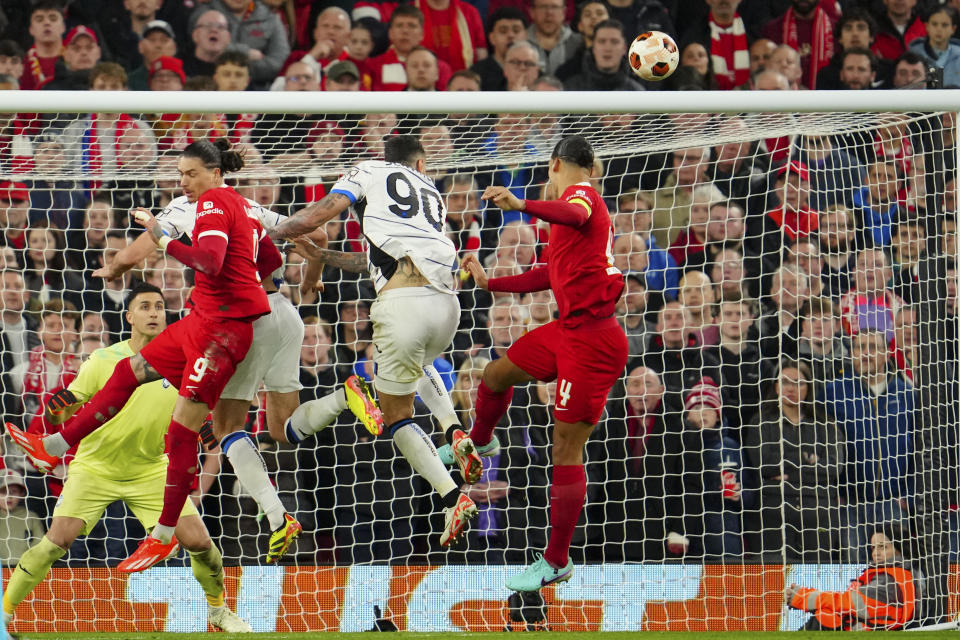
[628,31,679,81]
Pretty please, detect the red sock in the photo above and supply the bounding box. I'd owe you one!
[468,381,512,447]
[59,358,139,447]
[158,420,200,528]
[543,464,587,569]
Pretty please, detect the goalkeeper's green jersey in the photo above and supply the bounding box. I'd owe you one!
[66,340,177,481]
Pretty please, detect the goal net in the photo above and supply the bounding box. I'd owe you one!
[0,92,957,633]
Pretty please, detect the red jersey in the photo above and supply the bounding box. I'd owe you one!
[189,185,271,321]
[547,183,624,326]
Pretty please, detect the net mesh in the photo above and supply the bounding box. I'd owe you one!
[0,105,958,632]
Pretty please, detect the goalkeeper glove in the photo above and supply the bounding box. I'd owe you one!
[46,389,77,415]
[199,420,219,450]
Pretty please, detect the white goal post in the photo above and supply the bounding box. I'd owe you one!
[0,90,957,633]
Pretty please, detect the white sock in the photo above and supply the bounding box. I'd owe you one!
[151,523,176,544]
[417,365,460,431]
[43,433,70,457]
[285,388,347,443]
[391,420,457,497]
[223,432,285,530]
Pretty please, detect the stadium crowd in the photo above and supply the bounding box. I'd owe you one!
[0,0,958,568]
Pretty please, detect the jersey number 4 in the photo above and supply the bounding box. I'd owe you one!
[386,172,444,232]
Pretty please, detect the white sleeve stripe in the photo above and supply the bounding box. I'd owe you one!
[198,230,229,242]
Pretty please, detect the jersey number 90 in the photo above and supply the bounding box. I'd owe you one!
[386,172,444,232]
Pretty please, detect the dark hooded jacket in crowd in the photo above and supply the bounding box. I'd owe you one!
[564,54,646,92]
[742,398,844,562]
[588,377,679,561]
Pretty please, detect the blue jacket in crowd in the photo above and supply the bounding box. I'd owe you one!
[820,372,914,504]
[909,38,960,88]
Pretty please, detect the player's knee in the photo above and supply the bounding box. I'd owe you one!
[45,520,81,550]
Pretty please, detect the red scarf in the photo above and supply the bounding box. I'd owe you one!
[23,46,58,90]
[83,113,137,190]
[782,3,834,89]
[626,400,658,474]
[709,12,749,90]
[414,0,474,70]
[767,206,819,240]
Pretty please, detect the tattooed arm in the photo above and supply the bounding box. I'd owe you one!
[267,192,351,241]
[290,240,370,274]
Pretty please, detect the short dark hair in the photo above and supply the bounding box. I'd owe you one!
[384,134,425,166]
[215,51,250,70]
[534,74,564,90]
[551,135,594,169]
[30,0,65,16]
[591,18,625,41]
[125,282,164,309]
[185,75,216,91]
[89,61,127,89]
[840,47,878,73]
[389,5,424,27]
[487,6,528,36]
[447,68,481,89]
[835,7,877,40]
[925,4,960,27]
[0,40,24,59]
[800,297,835,318]
[896,50,930,68]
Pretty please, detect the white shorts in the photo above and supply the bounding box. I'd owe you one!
[221,292,304,400]
[369,287,460,396]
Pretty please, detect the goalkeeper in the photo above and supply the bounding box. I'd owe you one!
[3,283,251,633]
[785,522,919,631]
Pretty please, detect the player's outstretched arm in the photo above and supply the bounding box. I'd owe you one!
[289,240,370,274]
[463,254,551,294]
[267,193,351,241]
[481,186,590,228]
[92,225,157,281]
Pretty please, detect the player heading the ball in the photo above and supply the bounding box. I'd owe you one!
[268,134,482,547]
[454,134,629,591]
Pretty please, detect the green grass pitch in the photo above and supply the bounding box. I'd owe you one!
[12,633,960,640]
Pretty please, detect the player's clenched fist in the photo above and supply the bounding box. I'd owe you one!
[131,207,167,246]
[481,186,525,212]
[460,254,489,290]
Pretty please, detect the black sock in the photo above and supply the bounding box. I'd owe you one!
[441,488,460,508]
[444,425,462,445]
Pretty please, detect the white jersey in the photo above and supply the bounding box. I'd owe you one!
[330,160,458,294]
[155,194,286,286]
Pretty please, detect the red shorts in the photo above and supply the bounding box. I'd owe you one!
[507,316,628,424]
[139,312,254,408]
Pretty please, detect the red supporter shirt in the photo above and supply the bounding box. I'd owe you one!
[188,185,271,321]
[418,0,486,71]
[548,183,625,325]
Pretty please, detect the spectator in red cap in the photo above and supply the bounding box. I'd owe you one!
[663,376,744,558]
[149,56,185,91]
[44,26,102,91]
[747,161,820,278]
[20,0,67,90]
[0,182,31,256]
[128,20,178,91]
